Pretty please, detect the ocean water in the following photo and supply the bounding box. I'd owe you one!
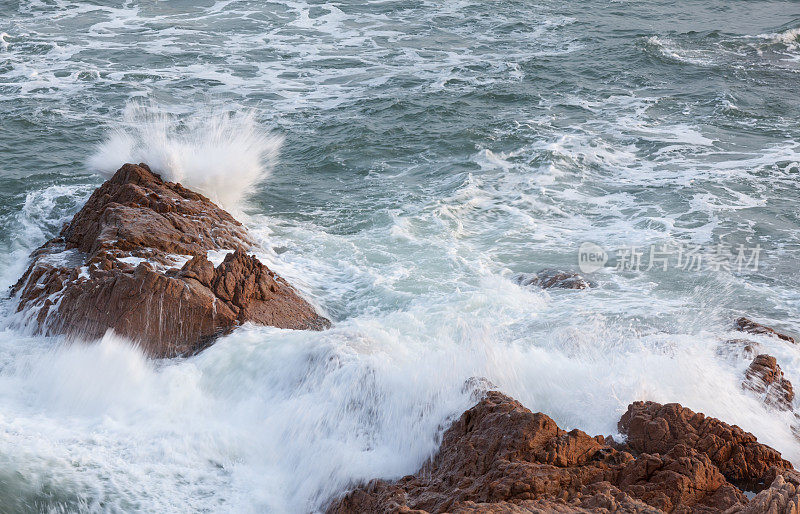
[1,0,800,512]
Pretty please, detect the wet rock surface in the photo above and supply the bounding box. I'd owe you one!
[515,269,593,290]
[735,317,795,344]
[328,391,798,513]
[743,354,795,412]
[619,400,792,492]
[10,163,330,357]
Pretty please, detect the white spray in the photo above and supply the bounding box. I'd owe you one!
[87,102,282,211]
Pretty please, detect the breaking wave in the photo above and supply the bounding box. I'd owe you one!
[766,27,800,48]
[88,103,282,211]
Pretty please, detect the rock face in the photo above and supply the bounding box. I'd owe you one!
[735,317,795,344]
[10,163,330,357]
[515,269,593,290]
[743,354,795,412]
[619,401,792,491]
[329,391,798,513]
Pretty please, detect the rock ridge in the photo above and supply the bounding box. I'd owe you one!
[328,389,799,513]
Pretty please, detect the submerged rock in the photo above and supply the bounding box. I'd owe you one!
[735,317,795,344]
[718,338,762,361]
[328,391,797,513]
[515,268,593,290]
[10,163,330,357]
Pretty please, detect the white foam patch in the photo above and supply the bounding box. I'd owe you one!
[758,27,800,49]
[116,256,149,268]
[167,254,193,269]
[1,300,799,512]
[207,249,235,267]
[87,102,282,212]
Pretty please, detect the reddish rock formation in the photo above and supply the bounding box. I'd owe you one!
[742,354,795,412]
[737,473,800,513]
[735,317,795,344]
[515,269,593,290]
[329,390,800,513]
[619,401,792,491]
[10,163,329,357]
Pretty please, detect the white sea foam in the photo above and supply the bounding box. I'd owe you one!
[759,27,800,61]
[646,36,715,66]
[1,290,799,512]
[761,27,800,48]
[87,103,282,211]
[207,249,235,267]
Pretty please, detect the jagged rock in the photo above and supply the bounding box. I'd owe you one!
[735,317,795,344]
[327,392,781,513]
[515,269,593,290]
[743,354,795,412]
[619,401,792,491]
[10,163,330,357]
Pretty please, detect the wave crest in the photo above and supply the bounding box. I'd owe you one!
[87,103,282,210]
[768,27,800,47]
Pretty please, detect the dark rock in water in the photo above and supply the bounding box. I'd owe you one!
[328,391,798,513]
[515,268,593,290]
[10,163,330,357]
[743,354,795,412]
[735,317,795,344]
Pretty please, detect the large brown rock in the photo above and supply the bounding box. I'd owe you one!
[328,391,799,513]
[619,401,792,491]
[10,163,330,357]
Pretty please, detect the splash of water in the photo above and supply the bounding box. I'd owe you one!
[770,27,800,47]
[87,103,282,211]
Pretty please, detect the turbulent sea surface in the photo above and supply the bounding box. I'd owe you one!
[1,0,800,512]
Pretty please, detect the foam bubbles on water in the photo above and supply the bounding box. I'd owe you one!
[762,27,800,48]
[88,103,282,211]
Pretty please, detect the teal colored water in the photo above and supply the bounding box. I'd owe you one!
[0,1,799,512]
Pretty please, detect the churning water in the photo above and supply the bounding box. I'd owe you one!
[1,0,800,512]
